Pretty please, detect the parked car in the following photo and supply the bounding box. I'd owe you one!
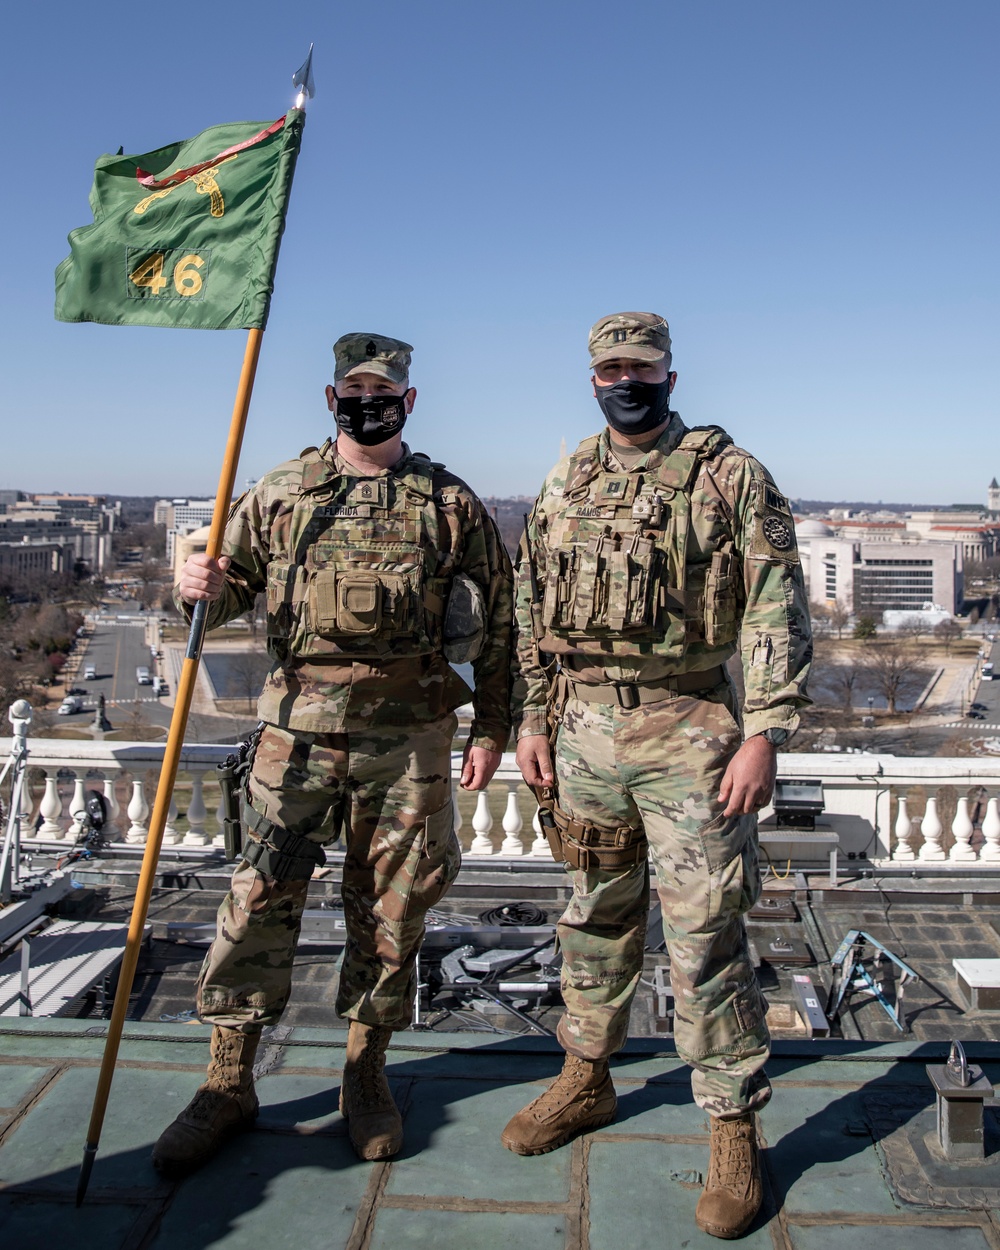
[58,696,84,715]
[152,676,169,696]
[136,666,152,685]
[84,664,97,680]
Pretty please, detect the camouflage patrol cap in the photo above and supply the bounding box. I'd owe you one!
[333,332,413,385]
[588,312,672,370]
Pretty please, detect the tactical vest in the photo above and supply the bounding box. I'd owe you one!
[262,445,462,661]
[537,426,740,659]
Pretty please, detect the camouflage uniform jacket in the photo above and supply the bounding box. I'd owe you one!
[177,439,513,748]
[512,413,811,741]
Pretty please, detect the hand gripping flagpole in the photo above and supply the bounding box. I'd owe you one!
[75,50,314,1207]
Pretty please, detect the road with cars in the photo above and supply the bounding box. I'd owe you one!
[966,637,1000,725]
[58,606,259,742]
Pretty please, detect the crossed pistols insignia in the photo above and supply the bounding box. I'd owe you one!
[134,154,239,218]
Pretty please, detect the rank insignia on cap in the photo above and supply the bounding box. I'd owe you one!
[613,328,627,342]
[365,340,377,357]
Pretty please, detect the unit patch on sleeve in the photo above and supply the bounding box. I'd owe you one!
[749,478,799,563]
[762,514,793,550]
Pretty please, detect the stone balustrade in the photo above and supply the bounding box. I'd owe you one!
[5,736,1000,872]
[4,739,233,851]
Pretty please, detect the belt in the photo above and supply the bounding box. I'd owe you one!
[564,665,726,710]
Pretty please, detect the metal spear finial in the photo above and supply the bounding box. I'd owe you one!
[292,43,315,109]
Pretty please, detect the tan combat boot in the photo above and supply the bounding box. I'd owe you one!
[339,1021,403,1160]
[500,1054,617,1155]
[695,1112,763,1239]
[151,1026,261,1176]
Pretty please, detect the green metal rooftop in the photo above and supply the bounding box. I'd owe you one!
[2,1021,999,1248]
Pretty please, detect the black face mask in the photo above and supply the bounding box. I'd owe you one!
[595,377,672,436]
[333,391,409,446]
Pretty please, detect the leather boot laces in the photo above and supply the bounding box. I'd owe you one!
[535,1057,596,1117]
[712,1121,754,1193]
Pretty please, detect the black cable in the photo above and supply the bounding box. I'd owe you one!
[478,902,548,926]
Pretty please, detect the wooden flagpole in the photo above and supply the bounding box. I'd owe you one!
[75,326,264,1204]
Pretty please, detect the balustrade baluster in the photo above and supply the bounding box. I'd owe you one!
[950,797,977,862]
[38,772,65,840]
[125,773,150,844]
[184,772,211,846]
[102,774,122,842]
[918,797,945,861]
[530,807,553,857]
[892,795,915,861]
[66,774,87,840]
[163,793,181,845]
[982,797,1000,862]
[468,790,494,855]
[499,788,525,855]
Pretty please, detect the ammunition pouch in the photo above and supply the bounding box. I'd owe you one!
[216,723,264,862]
[242,806,328,882]
[530,782,647,871]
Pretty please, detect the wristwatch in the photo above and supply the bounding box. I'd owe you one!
[759,727,789,748]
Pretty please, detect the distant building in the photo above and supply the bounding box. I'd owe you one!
[155,498,216,563]
[989,478,1000,516]
[0,537,75,578]
[0,493,118,572]
[906,511,1000,562]
[796,524,963,615]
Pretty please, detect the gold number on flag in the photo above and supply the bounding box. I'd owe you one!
[127,247,210,300]
[173,254,205,296]
[129,252,168,295]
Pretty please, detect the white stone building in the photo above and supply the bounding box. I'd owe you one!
[796,522,963,616]
[156,499,216,563]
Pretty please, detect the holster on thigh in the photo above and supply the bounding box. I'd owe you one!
[241,806,327,882]
[531,783,646,871]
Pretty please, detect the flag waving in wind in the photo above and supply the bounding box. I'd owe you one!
[55,110,304,330]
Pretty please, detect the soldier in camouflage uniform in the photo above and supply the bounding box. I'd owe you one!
[153,333,512,1175]
[503,313,811,1240]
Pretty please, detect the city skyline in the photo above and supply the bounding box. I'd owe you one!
[2,1,997,502]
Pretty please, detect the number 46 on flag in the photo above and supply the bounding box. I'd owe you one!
[55,110,304,331]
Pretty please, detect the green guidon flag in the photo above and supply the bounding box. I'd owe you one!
[55,110,304,330]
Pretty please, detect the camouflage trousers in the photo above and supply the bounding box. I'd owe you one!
[553,684,771,1118]
[197,713,460,1033]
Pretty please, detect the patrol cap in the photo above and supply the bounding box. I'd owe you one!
[588,312,671,370]
[333,332,413,385]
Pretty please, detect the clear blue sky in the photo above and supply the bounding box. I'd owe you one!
[2,1,997,505]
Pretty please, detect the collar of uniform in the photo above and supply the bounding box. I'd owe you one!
[599,412,686,471]
[330,440,412,477]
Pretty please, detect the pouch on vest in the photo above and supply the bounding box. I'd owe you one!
[337,572,382,634]
[703,545,739,647]
[442,572,486,664]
